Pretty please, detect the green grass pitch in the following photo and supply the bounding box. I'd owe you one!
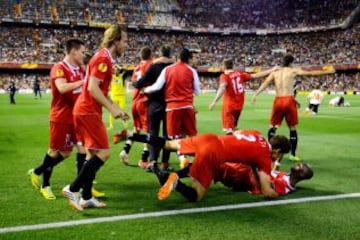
[0,92,359,239]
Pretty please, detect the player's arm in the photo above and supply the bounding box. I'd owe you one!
[209,82,227,110]
[193,71,201,96]
[295,67,335,76]
[258,170,278,199]
[144,67,166,94]
[250,72,275,105]
[88,76,129,120]
[250,66,279,79]
[133,65,155,89]
[55,78,83,94]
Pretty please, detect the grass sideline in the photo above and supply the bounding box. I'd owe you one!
[0,93,359,239]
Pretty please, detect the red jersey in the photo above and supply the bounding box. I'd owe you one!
[220,70,251,110]
[219,130,272,175]
[74,48,113,116]
[49,60,84,124]
[132,59,152,103]
[163,62,200,110]
[271,170,295,195]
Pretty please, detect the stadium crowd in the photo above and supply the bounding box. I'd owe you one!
[0,24,359,68]
[1,0,357,29]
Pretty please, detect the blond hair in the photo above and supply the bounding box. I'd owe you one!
[100,25,126,48]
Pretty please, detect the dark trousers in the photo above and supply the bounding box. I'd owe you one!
[10,92,15,104]
[148,101,170,163]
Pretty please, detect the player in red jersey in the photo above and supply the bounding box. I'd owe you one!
[62,25,129,211]
[28,39,86,200]
[144,48,200,167]
[119,47,153,168]
[209,58,278,134]
[128,130,290,201]
[251,54,334,161]
[217,162,313,195]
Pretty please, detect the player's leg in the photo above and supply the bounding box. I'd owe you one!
[120,102,138,164]
[63,115,108,210]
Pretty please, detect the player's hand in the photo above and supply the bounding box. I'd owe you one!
[115,111,130,121]
[272,66,280,71]
[208,102,215,110]
[250,95,256,105]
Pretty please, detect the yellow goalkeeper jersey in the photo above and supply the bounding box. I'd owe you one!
[110,72,126,96]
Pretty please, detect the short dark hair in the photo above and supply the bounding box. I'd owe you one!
[140,47,152,60]
[283,54,294,67]
[223,58,233,69]
[179,48,192,63]
[160,45,171,58]
[270,135,291,154]
[83,52,93,65]
[65,39,85,54]
[291,163,314,180]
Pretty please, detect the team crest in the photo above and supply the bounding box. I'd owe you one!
[56,69,64,77]
[98,63,108,73]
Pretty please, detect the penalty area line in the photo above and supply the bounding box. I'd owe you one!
[1,192,360,234]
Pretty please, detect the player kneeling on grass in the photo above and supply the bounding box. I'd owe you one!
[128,130,290,201]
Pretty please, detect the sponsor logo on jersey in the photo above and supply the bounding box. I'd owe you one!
[98,63,108,73]
[56,69,64,77]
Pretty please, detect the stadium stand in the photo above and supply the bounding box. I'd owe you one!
[0,0,359,92]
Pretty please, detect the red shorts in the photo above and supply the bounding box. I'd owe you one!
[222,107,242,131]
[49,121,77,152]
[179,134,221,189]
[167,108,197,138]
[131,101,149,132]
[217,162,260,194]
[270,96,298,128]
[74,114,109,150]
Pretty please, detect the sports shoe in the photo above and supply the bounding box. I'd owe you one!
[91,187,105,198]
[119,150,129,165]
[158,172,179,200]
[179,158,190,169]
[138,160,150,169]
[40,186,56,200]
[28,168,41,190]
[62,185,83,211]
[80,197,106,208]
[113,129,128,144]
[289,155,301,162]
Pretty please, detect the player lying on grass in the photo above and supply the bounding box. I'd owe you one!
[218,162,314,195]
[128,130,291,201]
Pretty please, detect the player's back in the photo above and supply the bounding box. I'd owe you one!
[273,67,298,96]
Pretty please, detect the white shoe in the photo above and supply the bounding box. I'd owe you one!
[62,185,83,211]
[80,197,106,208]
[119,150,129,165]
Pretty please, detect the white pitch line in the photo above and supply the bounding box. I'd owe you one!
[1,193,360,234]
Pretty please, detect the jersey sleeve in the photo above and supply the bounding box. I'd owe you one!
[90,57,110,82]
[241,72,252,83]
[50,64,66,81]
[219,73,228,85]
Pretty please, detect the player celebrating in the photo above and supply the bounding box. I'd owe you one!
[132,45,173,171]
[144,48,200,168]
[62,25,129,211]
[120,47,153,168]
[129,130,290,201]
[251,54,335,161]
[28,39,86,200]
[209,58,279,134]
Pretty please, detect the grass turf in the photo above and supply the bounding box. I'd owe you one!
[0,92,359,239]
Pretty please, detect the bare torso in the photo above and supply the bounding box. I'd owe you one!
[273,67,298,96]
